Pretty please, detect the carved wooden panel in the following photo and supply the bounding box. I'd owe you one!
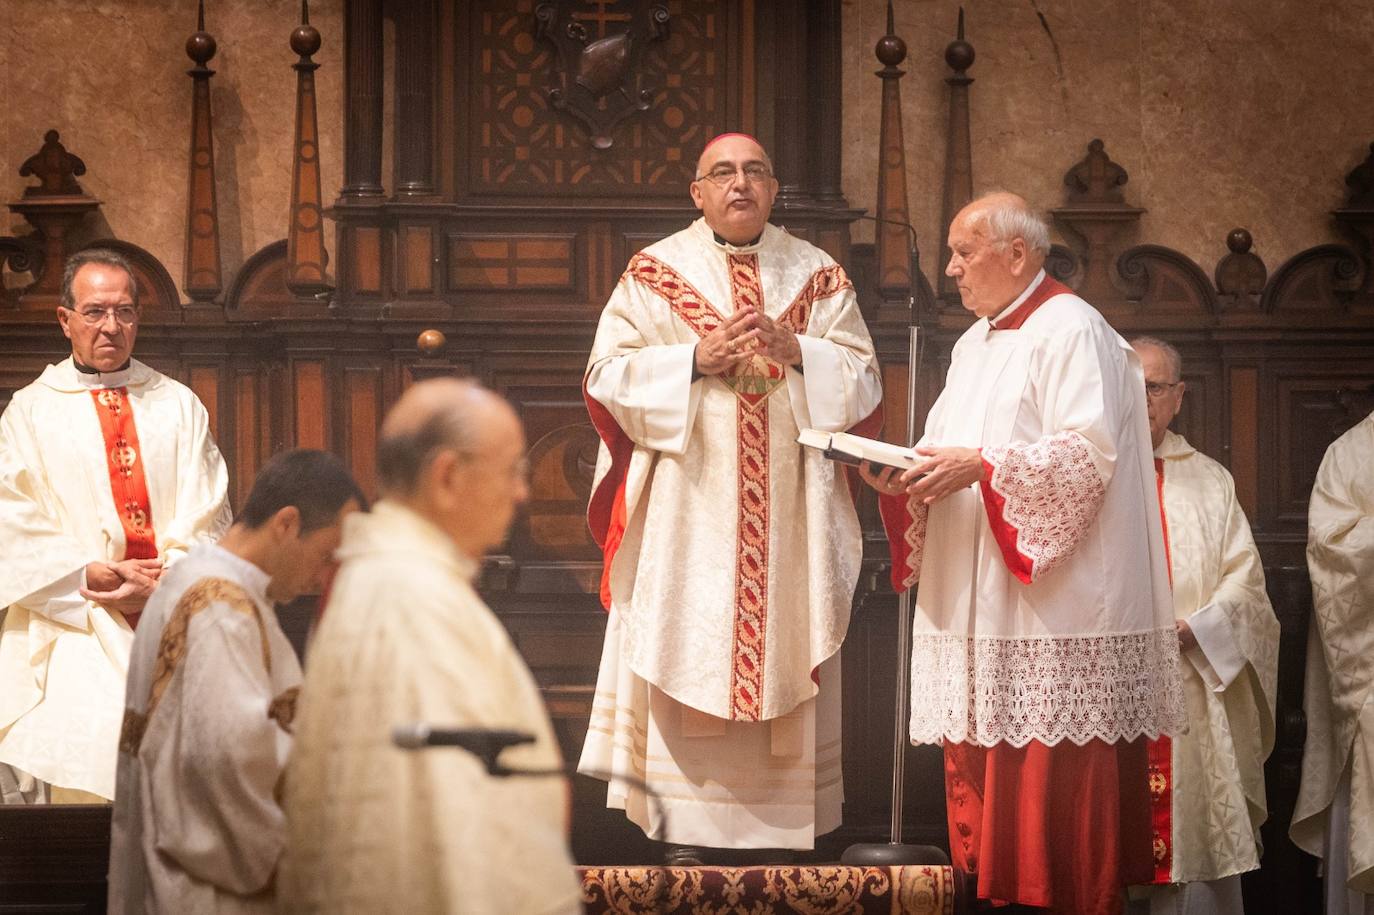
[1270,365,1374,530]
[456,0,748,200]
[447,232,581,292]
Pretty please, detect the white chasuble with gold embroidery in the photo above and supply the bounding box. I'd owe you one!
[109,544,299,915]
[579,218,881,847]
[1142,431,1278,894]
[1292,410,1374,901]
[0,357,230,799]
[881,274,1185,749]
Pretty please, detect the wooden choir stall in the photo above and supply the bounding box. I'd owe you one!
[0,2,1371,913]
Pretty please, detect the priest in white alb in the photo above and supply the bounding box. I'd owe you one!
[1291,407,1374,915]
[1127,337,1279,915]
[578,133,882,858]
[865,193,1186,914]
[278,380,581,915]
[108,449,363,914]
[0,250,230,804]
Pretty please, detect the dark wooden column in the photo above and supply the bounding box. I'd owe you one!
[937,10,975,309]
[183,0,222,305]
[806,0,845,207]
[772,0,809,206]
[393,0,437,198]
[286,1,329,298]
[874,2,911,311]
[342,0,384,198]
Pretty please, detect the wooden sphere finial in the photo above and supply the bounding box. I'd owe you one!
[417,329,447,356]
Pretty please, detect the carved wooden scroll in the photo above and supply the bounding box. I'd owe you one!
[8,130,100,307]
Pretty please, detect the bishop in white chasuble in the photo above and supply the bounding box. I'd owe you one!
[1292,409,1374,914]
[0,357,230,800]
[579,139,881,849]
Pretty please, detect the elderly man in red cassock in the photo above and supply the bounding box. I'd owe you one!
[865,192,1186,914]
[578,133,882,861]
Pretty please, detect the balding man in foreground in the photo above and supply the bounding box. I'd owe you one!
[579,132,882,860]
[865,193,1185,914]
[278,379,581,915]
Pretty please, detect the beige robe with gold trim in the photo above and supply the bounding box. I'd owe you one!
[278,501,581,915]
[1150,431,1279,892]
[1292,410,1374,902]
[108,543,299,914]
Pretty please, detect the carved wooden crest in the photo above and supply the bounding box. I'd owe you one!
[534,0,670,149]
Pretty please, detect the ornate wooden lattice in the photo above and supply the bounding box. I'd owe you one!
[460,0,739,197]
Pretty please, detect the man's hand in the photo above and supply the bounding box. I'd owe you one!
[905,445,985,505]
[695,307,760,376]
[82,559,162,616]
[751,311,802,366]
[1176,619,1197,652]
[859,461,907,496]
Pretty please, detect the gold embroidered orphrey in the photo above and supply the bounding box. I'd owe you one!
[621,252,851,720]
[118,578,273,755]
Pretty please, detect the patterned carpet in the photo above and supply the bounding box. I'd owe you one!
[579,864,957,914]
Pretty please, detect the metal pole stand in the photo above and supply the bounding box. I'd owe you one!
[842,326,948,867]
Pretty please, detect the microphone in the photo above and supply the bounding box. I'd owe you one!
[391,724,535,773]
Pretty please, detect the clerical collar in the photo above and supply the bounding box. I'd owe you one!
[713,229,764,248]
[74,357,131,375]
[68,356,134,390]
[988,269,1048,330]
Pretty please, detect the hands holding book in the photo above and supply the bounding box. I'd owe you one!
[859,445,985,505]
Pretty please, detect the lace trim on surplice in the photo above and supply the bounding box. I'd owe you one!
[982,431,1106,583]
[909,628,1188,747]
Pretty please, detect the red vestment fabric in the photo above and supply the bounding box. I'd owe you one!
[90,387,158,629]
[944,737,1153,914]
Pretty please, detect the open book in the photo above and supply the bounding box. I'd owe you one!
[797,429,921,473]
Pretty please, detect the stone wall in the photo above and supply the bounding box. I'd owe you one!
[840,0,1374,276]
[0,0,343,295]
[3,1,1369,296]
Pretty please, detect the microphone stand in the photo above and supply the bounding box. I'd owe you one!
[394,737,674,914]
[841,216,948,868]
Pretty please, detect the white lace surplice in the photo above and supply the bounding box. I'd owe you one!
[0,358,230,798]
[901,277,1185,748]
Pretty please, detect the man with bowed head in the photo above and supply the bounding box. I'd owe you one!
[579,132,882,861]
[109,449,364,913]
[864,192,1185,914]
[0,249,230,803]
[279,379,581,915]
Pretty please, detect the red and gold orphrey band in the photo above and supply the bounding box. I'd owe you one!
[91,388,158,564]
[623,252,850,720]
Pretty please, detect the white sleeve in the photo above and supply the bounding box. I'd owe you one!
[586,343,703,454]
